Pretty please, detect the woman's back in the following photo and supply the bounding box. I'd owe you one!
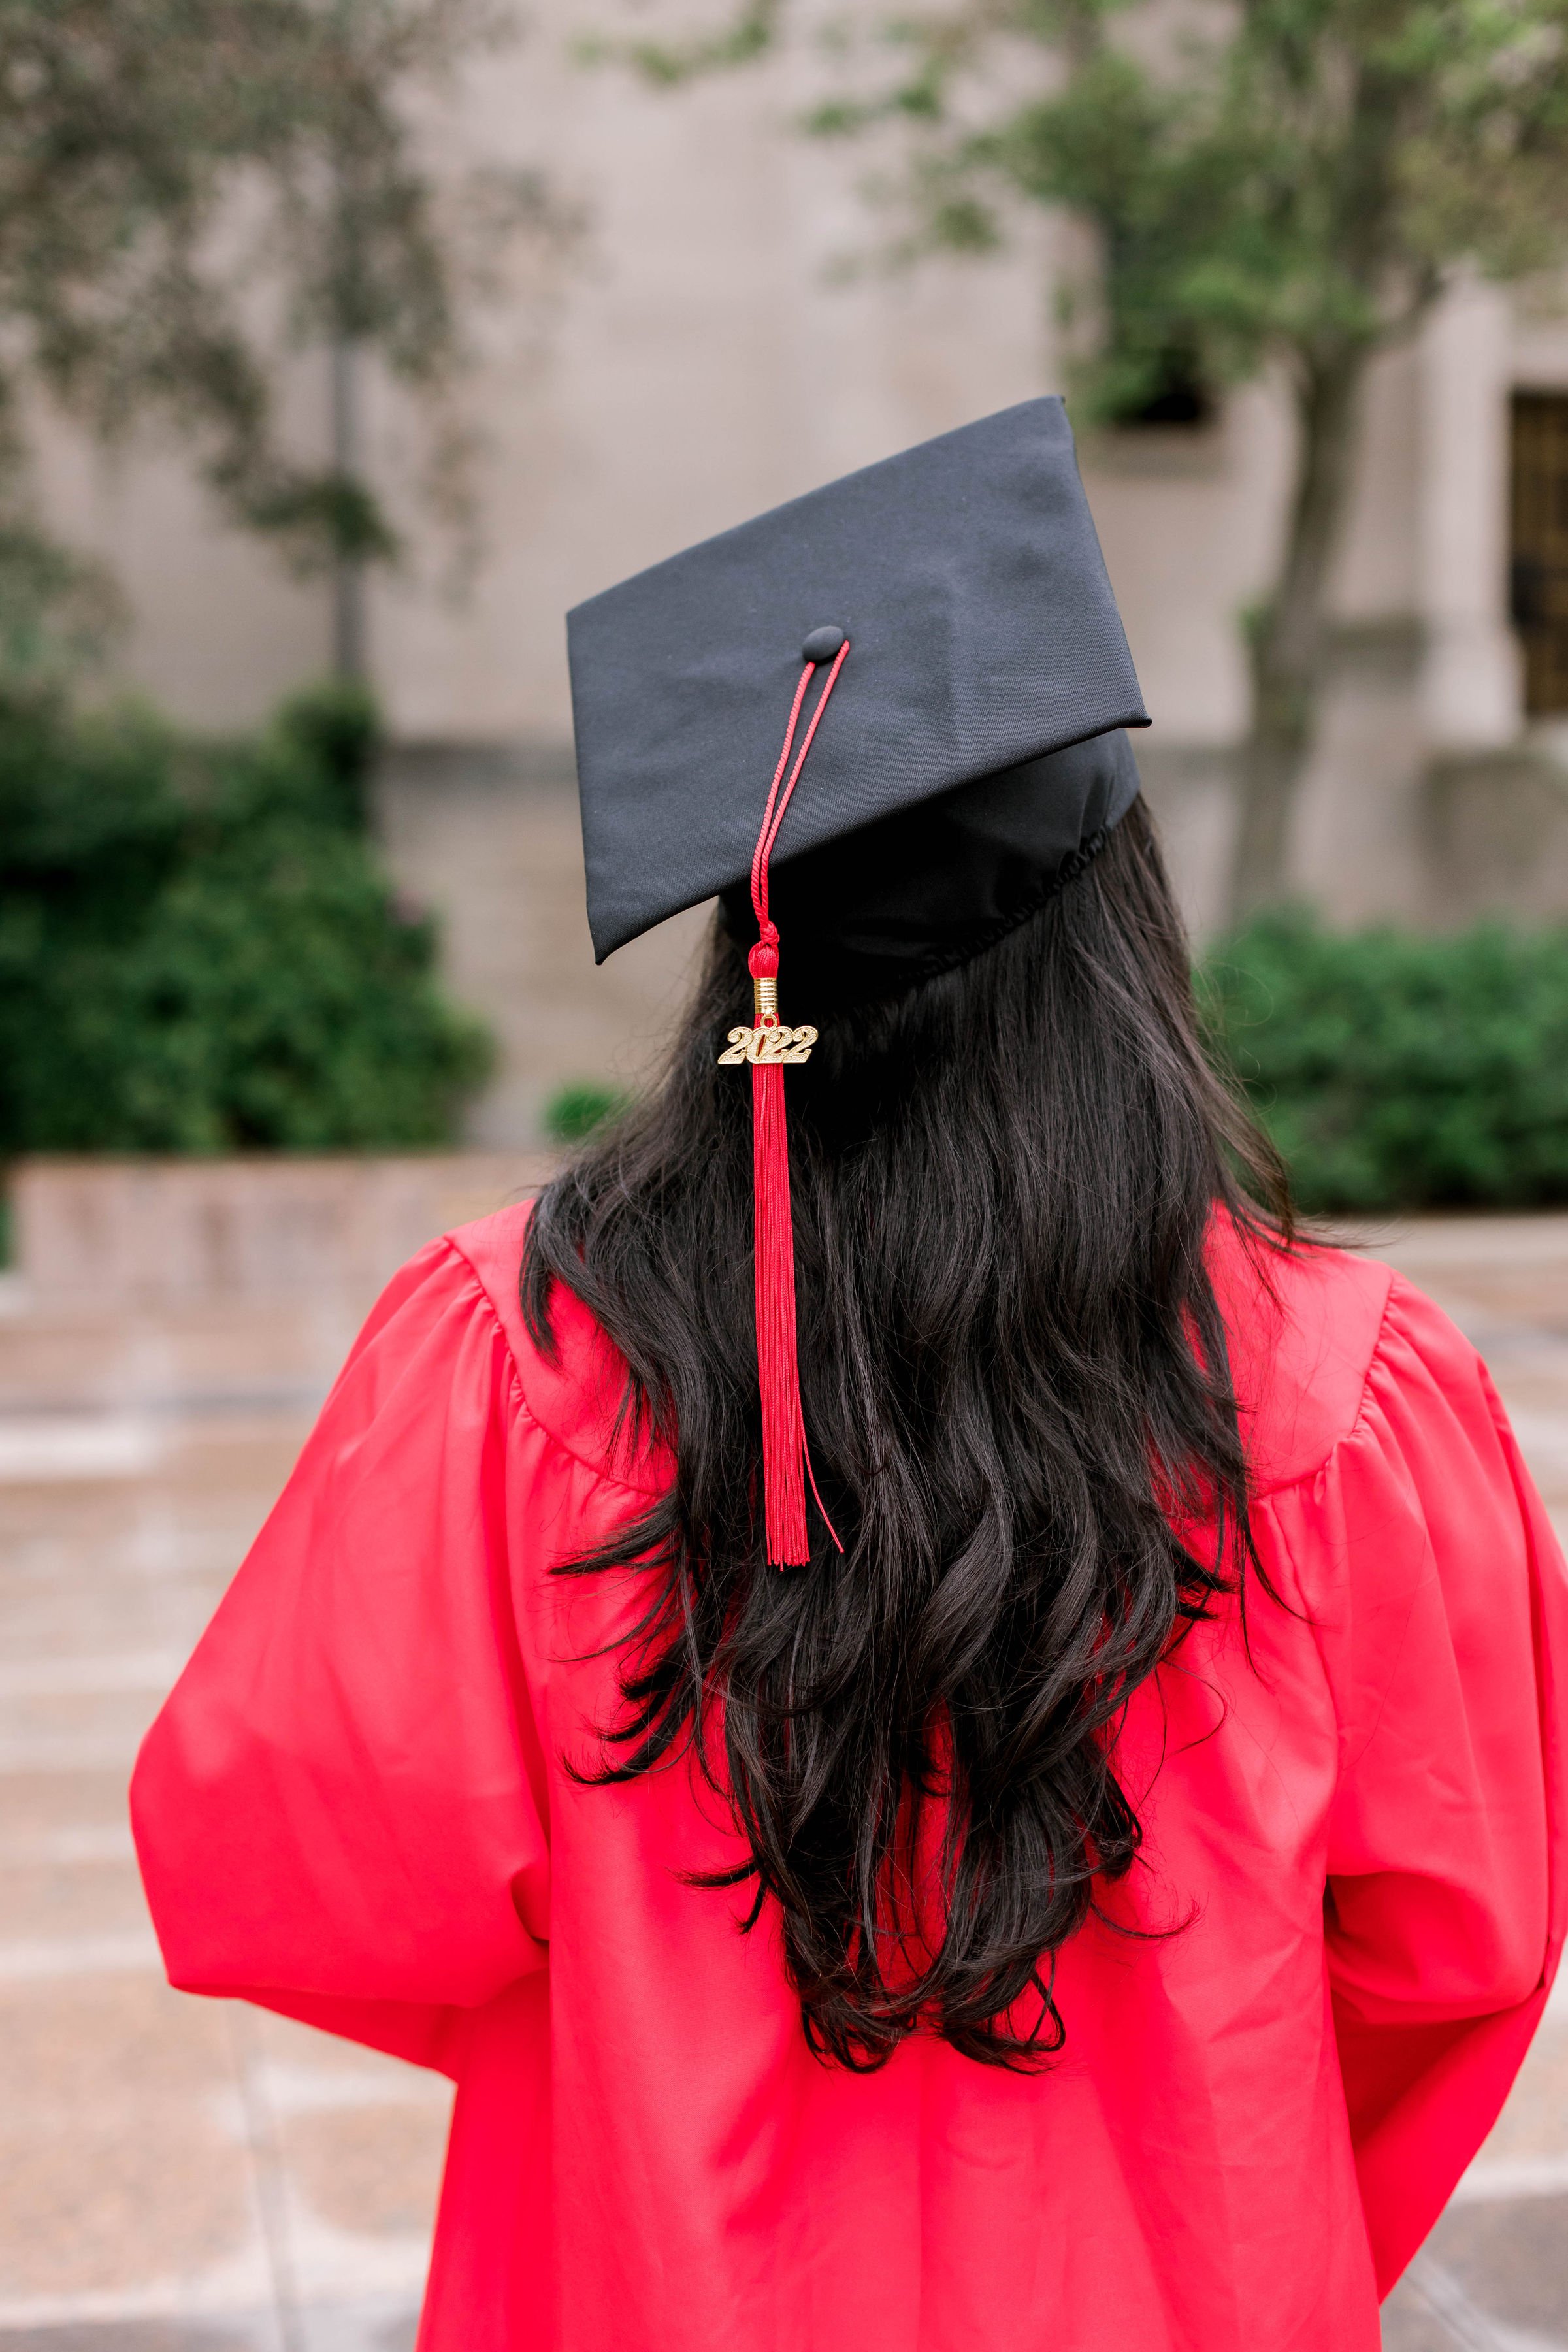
[131,404,1567,2349]
[132,1201,1565,2352]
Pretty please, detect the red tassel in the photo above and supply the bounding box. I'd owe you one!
[726,637,851,1568]
[748,935,810,1565]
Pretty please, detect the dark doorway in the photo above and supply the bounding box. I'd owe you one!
[1511,391,1568,715]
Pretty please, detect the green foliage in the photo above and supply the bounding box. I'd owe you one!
[0,687,492,1154]
[544,1080,632,1145]
[272,678,382,832]
[794,0,1568,425]
[0,0,567,575]
[589,0,782,84]
[1201,912,1568,1211]
[0,528,123,696]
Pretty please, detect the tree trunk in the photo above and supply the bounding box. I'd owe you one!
[330,334,367,681]
[1225,347,1368,922]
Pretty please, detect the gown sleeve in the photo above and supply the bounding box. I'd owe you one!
[1258,1272,1568,2296]
[130,1238,550,2079]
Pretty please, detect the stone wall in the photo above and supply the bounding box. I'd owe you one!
[1424,745,1568,927]
[11,1153,551,1311]
[1,1154,554,1418]
[376,747,709,1149]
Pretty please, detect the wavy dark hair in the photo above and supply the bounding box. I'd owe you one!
[522,798,1291,2071]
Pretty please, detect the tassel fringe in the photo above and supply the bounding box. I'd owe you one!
[747,934,810,1565]
[751,1051,810,1565]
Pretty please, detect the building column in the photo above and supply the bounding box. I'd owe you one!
[1417,278,1522,748]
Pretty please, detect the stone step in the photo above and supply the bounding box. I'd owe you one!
[0,1294,361,1416]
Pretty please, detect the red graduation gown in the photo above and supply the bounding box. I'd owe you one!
[131,1207,1568,2352]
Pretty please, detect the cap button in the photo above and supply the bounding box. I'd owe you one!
[801,625,847,664]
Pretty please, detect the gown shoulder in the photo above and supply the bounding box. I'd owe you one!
[1206,1217,1568,2289]
[446,1199,669,1496]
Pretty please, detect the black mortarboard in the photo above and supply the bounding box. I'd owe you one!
[564,397,1151,1567]
[567,394,1149,998]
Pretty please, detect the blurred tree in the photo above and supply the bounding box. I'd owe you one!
[0,0,574,674]
[631,0,1568,913]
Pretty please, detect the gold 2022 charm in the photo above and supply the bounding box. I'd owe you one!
[717,1024,818,1067]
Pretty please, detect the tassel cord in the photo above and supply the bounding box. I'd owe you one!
[750,640,852,934]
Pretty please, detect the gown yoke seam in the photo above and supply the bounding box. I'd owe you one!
[439,1232,666,1505]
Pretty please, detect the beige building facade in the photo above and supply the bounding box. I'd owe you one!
[27,9,1568,1141]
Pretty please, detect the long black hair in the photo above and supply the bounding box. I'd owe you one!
[522,798,1291,2071]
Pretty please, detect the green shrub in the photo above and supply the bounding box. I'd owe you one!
[544,1080,632,1145]
[1200,911,1568,1211]
[271,677,380,832]
[0,685,492,1154]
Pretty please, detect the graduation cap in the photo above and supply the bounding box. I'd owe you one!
[566,396,1149,1565]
